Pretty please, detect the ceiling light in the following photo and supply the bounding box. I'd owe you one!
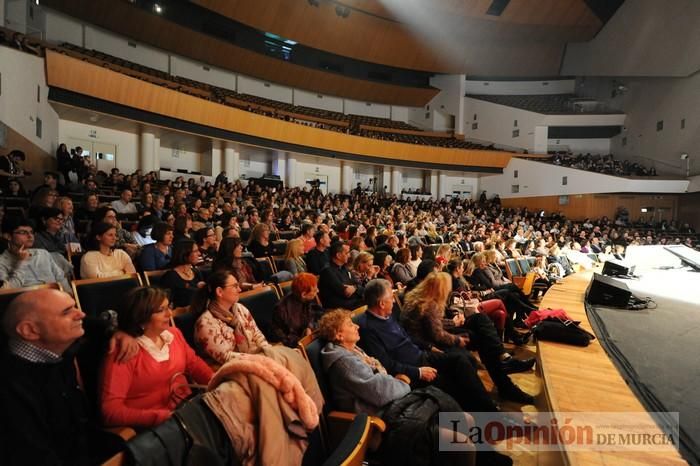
[154,4,163,13]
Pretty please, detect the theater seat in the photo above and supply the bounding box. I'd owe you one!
[237,285,280,339]
[143,269,167,287]
[71,274,143,318]
[298,334,386,459]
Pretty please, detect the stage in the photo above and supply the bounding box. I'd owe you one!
[586,246,700,465]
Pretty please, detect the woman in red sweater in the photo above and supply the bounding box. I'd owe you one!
[100,287,213,428]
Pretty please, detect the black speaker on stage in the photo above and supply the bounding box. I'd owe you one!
[586,273,631,307]
[601,260,635,277]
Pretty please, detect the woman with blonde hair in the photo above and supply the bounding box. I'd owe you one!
[283,238,307,276]
[401,272,535,402]
[434,244,451,270]
[351,252,379,287]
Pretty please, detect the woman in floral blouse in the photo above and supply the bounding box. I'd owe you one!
[192,270,270,364]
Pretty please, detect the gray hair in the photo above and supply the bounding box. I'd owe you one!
[364,279,392,309]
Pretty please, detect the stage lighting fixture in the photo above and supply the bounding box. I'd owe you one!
[153,3,163,13]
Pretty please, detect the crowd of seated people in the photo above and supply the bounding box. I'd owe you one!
[547,152,658,176]
[1,141,699,465]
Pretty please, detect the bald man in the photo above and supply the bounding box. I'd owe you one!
[0,289,130,466]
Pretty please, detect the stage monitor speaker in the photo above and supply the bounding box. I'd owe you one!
[602,260,634,277]
[587,273,631,307]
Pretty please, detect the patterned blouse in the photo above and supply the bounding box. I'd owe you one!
[194,301,270,364]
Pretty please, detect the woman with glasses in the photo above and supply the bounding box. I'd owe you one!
[100,287,212,427]
[160,239,206,308]
[213,237,263,291]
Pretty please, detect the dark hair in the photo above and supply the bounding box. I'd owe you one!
[395,248,410,264]
[151,222,173,243]
[409,243,422,260]
[191,270,233,316]
[173,215,189,236]
[214,236,242,271]
[118,287,169,336]
[95,206,117,223]
[300,223,314,236]
[2,215,33,235]
[195,227,214,246]
[416,259,437,281]
[170,239,197,267]
[87,221,117,251]
[313,230,327,244]
[328,240,345,258]
[446,258,463,274]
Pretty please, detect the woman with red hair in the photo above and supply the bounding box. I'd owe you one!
[270,273,323,348]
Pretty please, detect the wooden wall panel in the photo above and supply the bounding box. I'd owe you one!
[501,193,680,222]
[677,192,700,231]
[192,0,601,73]
[46,51,511,170]
[40,0,439,107]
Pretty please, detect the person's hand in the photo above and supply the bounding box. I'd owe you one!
[458,335,470,347]
[419,366,438,382]
[108,331,139,363]
[370,265,380,278]
[10,243,30,261]
[452,313,465,326]
[343,285,357,297]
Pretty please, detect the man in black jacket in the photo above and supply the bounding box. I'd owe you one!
[0,289,130,466]
[305,230,331,275]
[319,241,364,310]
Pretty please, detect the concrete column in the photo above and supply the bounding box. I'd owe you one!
[271,150,287,179]
[391,166,402,196]
[438,171,448,200]
[210,143,222,179]
[341,161,353,194]
[429,170,439,200]
[382,166,392,196]
[224,144,240,181]
[139,131,156,173]
[153,137,160,172]
[286,154,297,188]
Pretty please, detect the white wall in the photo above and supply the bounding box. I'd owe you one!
[429,74,464,133]
[465,79,575,95]
[344,99,390,118]
[170,56,235,91]
[0,46,58,153]
[293,89,343,113]
[159,146,203,174]
[44,10,82,45]
[390,106,409,123]
[547,138,611,155]
[463,97,542,152]
[480,158,689,199]
[606,74,700,177]
[0,0,5,30]
[687,175,700,193]
[442,172,479,199]
[84,26,169,73]
[58,120,139,174]
[237,75,292,104]
[291,153,341,193]
[238,145,272,179]
[562,0,700,77]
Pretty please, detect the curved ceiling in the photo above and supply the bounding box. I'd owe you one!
[192,0,604,75]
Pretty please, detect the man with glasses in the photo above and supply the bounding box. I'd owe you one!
[0,216,71,292]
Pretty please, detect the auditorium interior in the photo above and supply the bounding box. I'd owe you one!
[0,0,699,465]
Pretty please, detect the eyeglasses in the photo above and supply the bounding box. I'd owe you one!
[222,283,241,289]
[13,229,34,236]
